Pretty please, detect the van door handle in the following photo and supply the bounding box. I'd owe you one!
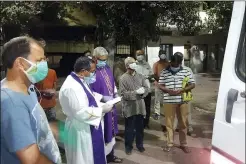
[240,91,246,98]
[226,88,239,123]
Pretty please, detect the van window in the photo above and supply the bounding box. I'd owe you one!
[235,8,246,83]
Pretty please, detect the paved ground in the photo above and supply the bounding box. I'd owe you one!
[55,73,220,164]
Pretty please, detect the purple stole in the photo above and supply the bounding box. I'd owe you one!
[90,65,119,144]
[70,72,106,164]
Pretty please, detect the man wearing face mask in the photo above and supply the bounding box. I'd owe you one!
[119,57,149,155]
[135,50,153,129]
[90,47,123,163]
[1,36,61,164]
[153,50,170,121]
[173,52,195,136]
[158,52,195,153]
[59,56,113,164]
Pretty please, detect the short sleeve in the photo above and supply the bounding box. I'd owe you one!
[158,71,166,85]
[187,70,195,84]
[53,70,58,83]
[1,106,36,152]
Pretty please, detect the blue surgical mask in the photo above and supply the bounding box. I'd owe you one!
[170,66,181,73]
[97,60,107,68]
[22,58,48,84]
[84,72,96,84]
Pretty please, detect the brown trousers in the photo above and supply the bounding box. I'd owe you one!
[164,103,188,147]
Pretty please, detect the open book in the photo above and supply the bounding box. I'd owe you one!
[106,97,122,106]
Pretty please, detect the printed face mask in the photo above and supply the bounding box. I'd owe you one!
[96,60,107,68]
[22,58,48,84]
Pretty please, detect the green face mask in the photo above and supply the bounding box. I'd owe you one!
[22,58,49,83]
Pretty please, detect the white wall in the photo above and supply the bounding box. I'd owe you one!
[147,33,227,71]
[147,46,160,69]
[150,33,226,46]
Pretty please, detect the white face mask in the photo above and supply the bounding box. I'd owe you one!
[129,63,137,70]
[136,55,144,61]
[160,54,166,60]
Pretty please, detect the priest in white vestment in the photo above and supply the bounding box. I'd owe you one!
[59,56,113,164]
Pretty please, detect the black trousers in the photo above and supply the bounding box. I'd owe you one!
[124,115,144,151]
[144,93,152,127]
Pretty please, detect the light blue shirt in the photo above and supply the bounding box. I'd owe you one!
[1,81,61,164]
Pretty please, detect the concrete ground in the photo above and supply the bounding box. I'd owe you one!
[55,73,220,164]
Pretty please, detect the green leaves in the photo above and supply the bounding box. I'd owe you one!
[0,1,43,26]
[206,1,233,33]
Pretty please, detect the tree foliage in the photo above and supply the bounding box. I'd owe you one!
[0,1,66,40]
[86,1,205,42]
[0,1,234,43]
[0,2,43,29]
[206,1,233,33]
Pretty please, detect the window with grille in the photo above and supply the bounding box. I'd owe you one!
[116,44,131,55]
[160,44,173,61]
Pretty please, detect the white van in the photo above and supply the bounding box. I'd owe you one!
[210,1,245,164]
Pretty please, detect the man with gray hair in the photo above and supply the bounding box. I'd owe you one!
[119,57,149,155]
[90,47,123,163]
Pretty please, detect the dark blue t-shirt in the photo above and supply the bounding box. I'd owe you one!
[1,82,61,163]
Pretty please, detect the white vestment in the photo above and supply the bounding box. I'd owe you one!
[59,75,106,164]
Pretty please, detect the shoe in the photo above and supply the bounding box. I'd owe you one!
[125,149,132,155]
[187,131,192,136]
[180,146,191,153]
[138,147,145,153]
[107,156,123,163]
[153,113,160,120]
[144,125,150,129]
[163,146,173,152]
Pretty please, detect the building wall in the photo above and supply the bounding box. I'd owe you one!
[147,33,227,72]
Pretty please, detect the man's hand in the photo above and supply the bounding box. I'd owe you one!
[135,87,145,95]
[102,96,113,102]
[154,81,159,87]
[102,104,114,113]
[168,89,183,96]
[16,144,53,164]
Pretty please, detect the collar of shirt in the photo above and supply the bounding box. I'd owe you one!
[127,71,136,76]
[166,66,183,75]
[137,61,148,66]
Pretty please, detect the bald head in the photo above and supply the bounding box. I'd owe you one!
[136,50,145,55]
[124,57,136,67]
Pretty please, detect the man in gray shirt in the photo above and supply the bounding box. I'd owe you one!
[1,36,61,164]
[135,50,154,129]
[119,57,148,155]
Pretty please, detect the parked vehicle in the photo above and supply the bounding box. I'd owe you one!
[210,1,245,164]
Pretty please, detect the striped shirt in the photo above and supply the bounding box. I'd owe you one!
[159,66,195,104]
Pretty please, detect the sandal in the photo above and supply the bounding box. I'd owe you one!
[107,156,123,163]
[163,146,172,152]
[180,146,191,153]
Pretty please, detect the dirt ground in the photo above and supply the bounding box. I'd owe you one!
[55,73,221,164]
